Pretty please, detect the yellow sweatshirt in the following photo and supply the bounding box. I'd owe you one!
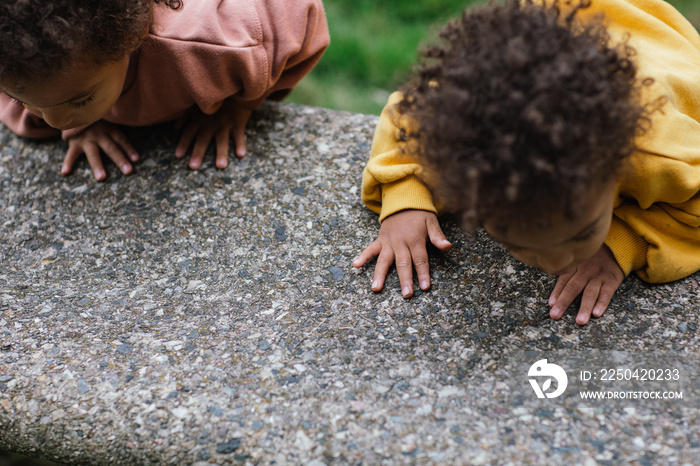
[361,0,700,283]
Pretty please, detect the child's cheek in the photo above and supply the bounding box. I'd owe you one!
[23,105,42,119]
[505,249,534,268]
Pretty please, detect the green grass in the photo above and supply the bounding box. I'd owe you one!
[288,0,475,115]
[670,0,700,25]
[289,0,700,115]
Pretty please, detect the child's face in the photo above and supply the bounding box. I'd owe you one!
[1,55,130,131]
[484,181,617,276]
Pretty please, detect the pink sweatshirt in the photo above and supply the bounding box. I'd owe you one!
[0,0,329,139]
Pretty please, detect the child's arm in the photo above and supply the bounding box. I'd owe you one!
[604,192,700,284]
[166,0,329,168]
[355,92,452,297]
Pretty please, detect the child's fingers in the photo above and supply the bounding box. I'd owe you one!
[189,128,215,170]
[548,272,572,307]
[173,116,186,130]
[549,273,584,320]
[353,242,381,268]
[83,142,106,181]
[372,248,395,292]
[98,137,132,175]
[575,280,603,325]
[215,130,230,169]
[103,148,132,175]
[62,145,84,175]
[591,282,616,319]
[426,216,452,251]
[394,246,415,298]
[109,130,139,163]
[175,122,200,159]
[410,244,431,291]
[232,126,247,158]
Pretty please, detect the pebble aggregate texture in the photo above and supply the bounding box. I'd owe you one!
[0,102,699,465]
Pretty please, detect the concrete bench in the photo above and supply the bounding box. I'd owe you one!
[1,102,699,464]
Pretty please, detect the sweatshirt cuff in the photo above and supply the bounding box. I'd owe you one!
[605,217,649,277]
[379,175,438,222]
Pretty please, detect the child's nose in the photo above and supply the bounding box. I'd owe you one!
[38,108,73,129]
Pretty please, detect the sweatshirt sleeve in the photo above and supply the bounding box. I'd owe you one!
[0,93,59,139]
[244,0,329,108]
[606,200,700,283]
[361,92,439,222]
[124,0,329,124]
[605,141,700,283]
[176,0,329,112]
[598,0,700,283]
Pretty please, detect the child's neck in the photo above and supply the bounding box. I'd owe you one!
[121,49,140,96]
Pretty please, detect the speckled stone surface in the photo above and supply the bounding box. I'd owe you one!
[1,102,699,465]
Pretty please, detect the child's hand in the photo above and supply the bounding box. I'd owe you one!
[175,100,252,170]
[353,209,452,298]
[64,121,140,181]
[548,245,624,325]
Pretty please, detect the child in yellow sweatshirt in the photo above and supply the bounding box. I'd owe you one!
[354,0,700,325]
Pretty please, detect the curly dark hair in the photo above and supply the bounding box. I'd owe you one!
[401,0,651,232]
[0,0,181,85]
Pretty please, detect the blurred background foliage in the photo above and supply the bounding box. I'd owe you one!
[288,0,700,115]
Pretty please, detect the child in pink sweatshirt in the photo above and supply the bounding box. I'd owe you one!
[0,0,329,180]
